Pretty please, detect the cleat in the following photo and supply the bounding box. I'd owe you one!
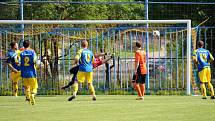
[92,96,96,101]
[211,96,215,99]
[68,95,76,101]
[136,97,144,100]
[202,97,207,99]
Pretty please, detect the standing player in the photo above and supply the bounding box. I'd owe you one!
[20,40,38,105]
[6,42,21,97]
[61,52,114,90]
[132,41,147,100]
[68,40,96,101]
[192,40,214,99]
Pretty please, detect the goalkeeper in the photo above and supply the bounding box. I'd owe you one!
[61,52,114,90]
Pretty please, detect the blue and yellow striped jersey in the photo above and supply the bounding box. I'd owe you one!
[192,48,214,72]
[75,48,94,72]
[6,49,21,71]
[20,49,37,78]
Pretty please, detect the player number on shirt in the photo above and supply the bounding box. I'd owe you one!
[24,57,30,66]
[85,53,91,62]
[200,53,207,62]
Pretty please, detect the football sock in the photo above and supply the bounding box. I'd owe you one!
[88,83,95,96]
[140,84,145,97]
[13,82,18,96]
[200,83,206,97]
[208,82,214,96]
[25,86,31,100]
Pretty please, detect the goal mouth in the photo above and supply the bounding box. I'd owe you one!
[0,20,192,95]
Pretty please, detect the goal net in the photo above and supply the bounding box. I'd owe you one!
[0,20,192,95]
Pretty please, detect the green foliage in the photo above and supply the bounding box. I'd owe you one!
[22,0,145,21]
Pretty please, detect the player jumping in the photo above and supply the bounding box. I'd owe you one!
[61,52,114,91]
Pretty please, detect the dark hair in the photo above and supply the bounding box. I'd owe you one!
[197,40,204,48]
[135,41,142,48]
[23,40,30,48]
[10,42,16,48]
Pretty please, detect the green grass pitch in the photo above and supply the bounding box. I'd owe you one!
[0,95,215,121]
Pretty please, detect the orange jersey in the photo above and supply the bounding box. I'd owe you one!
[135,49,147,74]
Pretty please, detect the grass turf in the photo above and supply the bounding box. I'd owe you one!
[0,95,215,121]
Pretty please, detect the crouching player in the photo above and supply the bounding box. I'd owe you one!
[20,40,38,105]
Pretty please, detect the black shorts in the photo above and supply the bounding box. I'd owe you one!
[136,74,146,84]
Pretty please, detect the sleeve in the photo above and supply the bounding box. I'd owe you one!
[192,50,197,62]
[14,50,20,65]
[134,51,140,72]
[135,51,140,62]
[92,54,95,64]
[14,55,19,65]
[6,53,11,64]
[33,51,38,64]
[208,51,214,62]
[75,49,83,61]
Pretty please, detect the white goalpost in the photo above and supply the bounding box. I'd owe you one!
[0,20,192,95]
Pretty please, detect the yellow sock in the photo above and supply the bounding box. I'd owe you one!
[200,83,207,97]
[30,93,35,105]
[31,88,37,98]
[25,86,31,100]
[73,83,78,96]
[208,82,214,96]
[13,82,18,96]
[31,93,35,100]
[88,83,95,96]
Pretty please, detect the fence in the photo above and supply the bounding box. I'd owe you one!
[0,0,215,95]
[0,20,193,95]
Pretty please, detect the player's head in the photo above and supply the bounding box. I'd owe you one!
[10,42,18,50]
[197,40,204,48]
[81,40,88,48]
[135,41,142,48]
[23,40,30,48]
[133,41,142,51]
